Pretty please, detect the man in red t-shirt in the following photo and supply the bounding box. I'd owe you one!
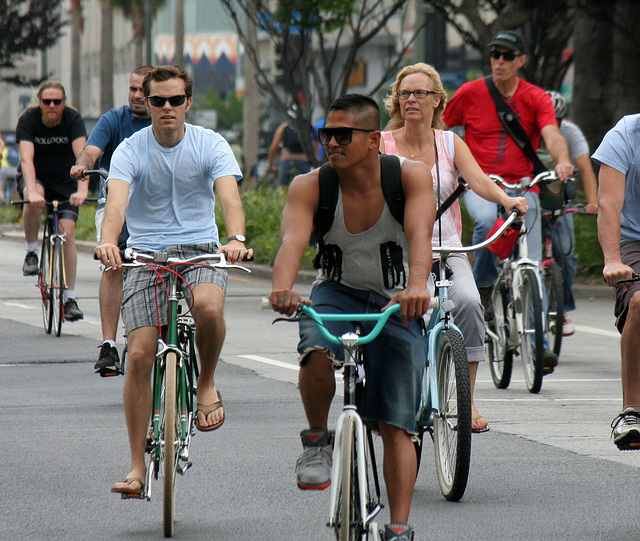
[444,30,573,371]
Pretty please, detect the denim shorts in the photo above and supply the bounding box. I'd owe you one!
[298,281,426,434]
[121,242,227,334]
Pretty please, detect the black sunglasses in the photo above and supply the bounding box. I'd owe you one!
[318,127,374,145]
[41,98,64,106]
[489,50,521,61]
[147,95,189,107]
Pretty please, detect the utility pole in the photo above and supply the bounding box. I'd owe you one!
[145,0,153,65]
[242,0,260,189]
[174,0,184,66]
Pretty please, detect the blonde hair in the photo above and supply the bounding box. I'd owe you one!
[36,81,66,100]
[383,63,447,131]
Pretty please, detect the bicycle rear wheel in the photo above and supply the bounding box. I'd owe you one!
[487,281,513,389]
[163,351,178,538]
[39,235,53,334]
[51,238,64,337]
[433,329,471,502]
[543,262,564,356]
[520,269,545,394]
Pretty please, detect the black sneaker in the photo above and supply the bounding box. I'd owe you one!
[22,251,38,276]
[64,298,84,321]
[543,349,558,375]
[295,429,333,490]
[95,343,122,377]
[478,286,494,321]
[381,523,415,540]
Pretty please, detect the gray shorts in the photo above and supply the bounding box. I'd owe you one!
[121,242,227,334]
[614,241,640,333]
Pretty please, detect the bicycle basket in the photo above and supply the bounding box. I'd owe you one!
[539,178,575,210]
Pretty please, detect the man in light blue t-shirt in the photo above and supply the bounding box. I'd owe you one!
[592,113,640,450]
[71,65,153,377]
[95,66,252,497]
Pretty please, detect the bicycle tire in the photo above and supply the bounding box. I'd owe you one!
[39,234,53,334]
[336,416,362,541]
[51,238,64,337]
[433,329,472,502]
[543,262,564,356]
[487,281,513,389]
[520,269,545,394]
[163,351,178,538]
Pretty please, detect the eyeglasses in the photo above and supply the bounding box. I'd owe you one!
[397,90,437,100]
[147,95,189,107]
[489,50,522,61]
[41,98,64,106]
[318,127,374,145]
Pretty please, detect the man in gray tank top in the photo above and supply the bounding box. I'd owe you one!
[268,94,435,540]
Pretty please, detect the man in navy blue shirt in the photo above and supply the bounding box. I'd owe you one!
[71,65,153,376]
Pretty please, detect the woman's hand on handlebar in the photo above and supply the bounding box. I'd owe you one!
[504,196,528,217]
[384,284,431,326]
[554,162,575,182]
[95,243,122,269]
[268,289,311,316]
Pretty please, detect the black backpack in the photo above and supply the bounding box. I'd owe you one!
[313,155,404,268]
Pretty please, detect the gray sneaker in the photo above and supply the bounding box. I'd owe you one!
[611,407,640,450]
[63,298,84,321]
[295,429,332,490]
[22,251,38,276]
[381,523,415,540]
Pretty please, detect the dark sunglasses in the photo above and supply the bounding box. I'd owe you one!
[318,127,374,145]
[147,95,189,107]
[41,98,64,106]
[489,50,521,61]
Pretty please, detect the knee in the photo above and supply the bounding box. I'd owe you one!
[126,344,155,379]
[378,422,411,446]
[628,292,640,320]
[194,302,223,328]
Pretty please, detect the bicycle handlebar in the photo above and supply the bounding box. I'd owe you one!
[489,170,575,191]
[11,197,99,206]
[432,210,520,255]
[81,169,109,180]
[115,248,253,273]
[261,297,438,346]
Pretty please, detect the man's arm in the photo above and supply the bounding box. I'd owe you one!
[19,140,45,208]
[69,136,89,206]
[541,124,573,181]
[269,171,318,315]
[598,164,630,287]
[384,159,435,324]
[214,175,251,263]
[94,179,129,268]
[70,144,103,180]
[574,153,599,212]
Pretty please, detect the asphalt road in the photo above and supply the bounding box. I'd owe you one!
[0,232,637,540]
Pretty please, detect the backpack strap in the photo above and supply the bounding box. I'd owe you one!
[315,161,340,241]
[379,154,404,228]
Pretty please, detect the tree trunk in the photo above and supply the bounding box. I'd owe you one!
[69,0,82,107]
[572,4,614,154]
[612,0,640,121]
[174,0,184,66]
[100,1,114,112]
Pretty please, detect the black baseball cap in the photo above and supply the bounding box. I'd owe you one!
[489,30,526,54]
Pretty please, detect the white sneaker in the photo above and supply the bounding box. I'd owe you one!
[611,407,640,450]
[562,316,575,336]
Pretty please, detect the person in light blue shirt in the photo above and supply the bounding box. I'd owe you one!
[71,65,153,377]
[95,66,252,497]
[592,113,640,451]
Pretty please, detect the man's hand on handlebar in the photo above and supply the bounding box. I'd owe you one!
[604,262,636,288]
[217,241,253,264]
[95,243,122,269]
[384,284,432,326]
[268,288,311,317]
[69,164,87,181]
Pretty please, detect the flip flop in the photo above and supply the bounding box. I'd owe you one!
[195,391,225,432]
[472,415,490,433]
[111,477,145,495]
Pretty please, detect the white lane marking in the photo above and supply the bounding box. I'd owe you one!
[5,301,34,310]
[575,325,619,338]
[239,354,299,372]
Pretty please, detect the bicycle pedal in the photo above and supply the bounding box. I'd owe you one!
[616,440,640,451]
[119,491,146,500]
[177,461,193,475]
[98,364,123,378]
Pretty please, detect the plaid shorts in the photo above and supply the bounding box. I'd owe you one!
[121,242,228,334]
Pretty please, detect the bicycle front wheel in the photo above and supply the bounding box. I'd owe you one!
[163,351,178,538]
[336,416,363,541]
[51,238,64,337]
[487,281,513,389]
[520,269,545,394]
[433,329,472,502]
[543,262,564,356]
[39,235,53,334]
